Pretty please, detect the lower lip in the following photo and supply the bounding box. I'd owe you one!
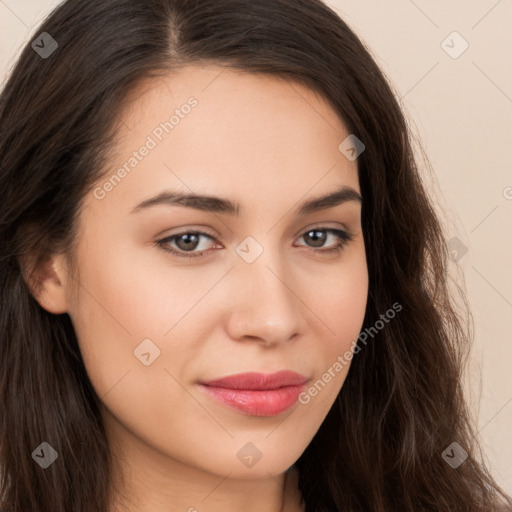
[199,384,306,416]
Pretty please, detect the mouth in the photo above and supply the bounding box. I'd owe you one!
[198,370,309,417]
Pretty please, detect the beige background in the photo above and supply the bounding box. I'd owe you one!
[1,0,511,495]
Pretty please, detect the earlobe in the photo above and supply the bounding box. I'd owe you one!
[21,253,70,314]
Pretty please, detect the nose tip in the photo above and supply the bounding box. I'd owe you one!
[225,260,302,345]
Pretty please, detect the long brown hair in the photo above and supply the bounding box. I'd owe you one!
[1,0,510,510]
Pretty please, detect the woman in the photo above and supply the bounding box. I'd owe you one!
[0,0,510,511]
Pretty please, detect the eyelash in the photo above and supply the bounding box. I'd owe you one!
[156,227,354,260]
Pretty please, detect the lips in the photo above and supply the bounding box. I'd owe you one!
[198,371,309,416]
[200,370,309,390]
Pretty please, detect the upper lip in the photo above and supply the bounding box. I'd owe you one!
[200,370,308,390]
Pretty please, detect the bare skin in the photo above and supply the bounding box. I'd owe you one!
[30,64,368,512]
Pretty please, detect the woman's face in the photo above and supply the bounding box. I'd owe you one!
[46,64,368,486]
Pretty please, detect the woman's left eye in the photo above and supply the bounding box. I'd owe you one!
[156,227,354,260]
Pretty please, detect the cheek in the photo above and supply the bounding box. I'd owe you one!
[67,237,229,402]
[311,247,369,343]
[65,240,171,394]
[297,278,368,414]
[72,235,207,335]
[303,248,368,392]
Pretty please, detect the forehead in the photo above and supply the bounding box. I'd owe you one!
[119,64,341,127]
[89,64,360,217]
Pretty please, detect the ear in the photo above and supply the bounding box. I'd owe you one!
[20,252,70,314]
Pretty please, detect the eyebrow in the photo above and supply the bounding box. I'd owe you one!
[130,185,362,216]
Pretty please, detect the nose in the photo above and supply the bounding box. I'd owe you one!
[225,254,303,346]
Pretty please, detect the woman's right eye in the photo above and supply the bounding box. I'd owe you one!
[156,231,218,260]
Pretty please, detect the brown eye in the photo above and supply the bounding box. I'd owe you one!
[174,233,202,251]
[303,229,327,248]
[157,231,217,260]
[296,228,353,253]
[156,227,354,261]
